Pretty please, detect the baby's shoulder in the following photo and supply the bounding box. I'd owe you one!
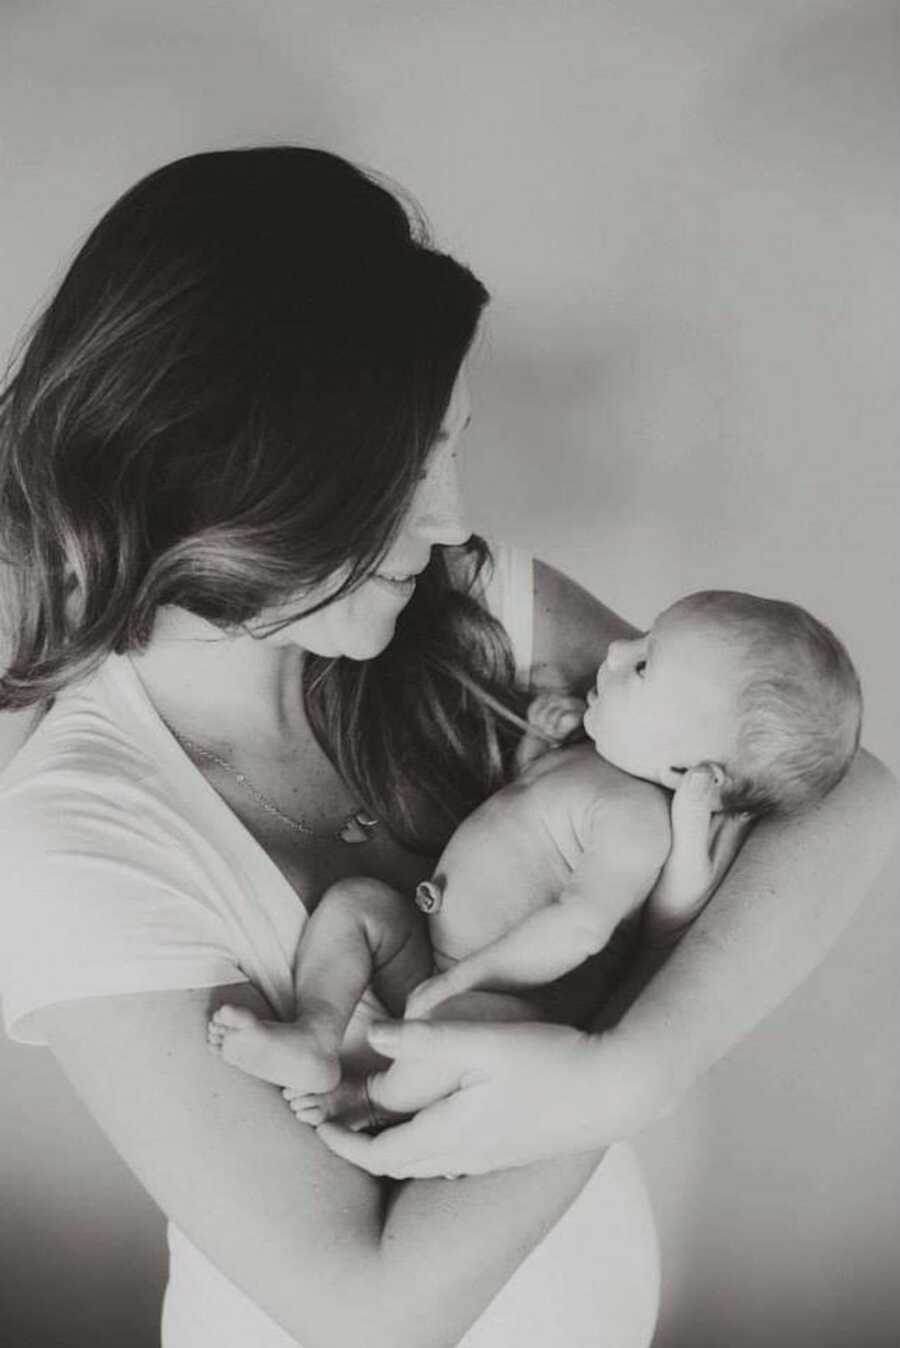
[517,742,641,796]
[520,745,671,846]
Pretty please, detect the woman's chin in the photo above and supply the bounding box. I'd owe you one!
[339,620,399,661]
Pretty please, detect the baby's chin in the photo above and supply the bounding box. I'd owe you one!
[581,722,659,784]
[581,703,597,737]
[581,717,612,762]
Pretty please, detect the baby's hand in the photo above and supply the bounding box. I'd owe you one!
[406,965,478,1021]
[646,766,753,940]
[514,692,587,772]
[526,691,587,742]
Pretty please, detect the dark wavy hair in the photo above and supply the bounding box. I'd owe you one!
[0,147,530,851]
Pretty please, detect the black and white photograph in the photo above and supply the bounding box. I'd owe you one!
[1,3,898,1346]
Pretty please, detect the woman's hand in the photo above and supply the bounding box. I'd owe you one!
[645,766,754,942]
[316,1019,668,1178]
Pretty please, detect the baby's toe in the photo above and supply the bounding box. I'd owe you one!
[297,1098,328,1126]
[207,1022,226,1050]
[211,1003,258,1032]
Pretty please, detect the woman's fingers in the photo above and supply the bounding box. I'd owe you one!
[319,1021,636,1178]
[368,1017,483,1067]
[316,1097,466,1178]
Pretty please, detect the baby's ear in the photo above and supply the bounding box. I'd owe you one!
[662,762,731,810]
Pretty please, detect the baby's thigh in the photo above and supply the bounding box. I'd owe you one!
[314,876,415,953]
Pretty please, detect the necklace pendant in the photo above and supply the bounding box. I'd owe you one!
[339,811,379,844]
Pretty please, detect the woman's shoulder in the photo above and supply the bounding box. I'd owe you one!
[0,681,246,1046]
[0,674,188,872]
[1,692,156,806]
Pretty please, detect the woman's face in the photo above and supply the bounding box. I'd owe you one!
[252,370,472,660]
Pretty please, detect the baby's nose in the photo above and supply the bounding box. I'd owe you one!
[605,639,628,670]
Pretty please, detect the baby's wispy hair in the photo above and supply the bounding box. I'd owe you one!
[673,591,862,816]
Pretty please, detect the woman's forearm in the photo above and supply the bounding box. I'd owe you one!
[39,983,604,1348]
[360,990,603,1348]
[608,749,899,1105]
[373,1152,601,1348]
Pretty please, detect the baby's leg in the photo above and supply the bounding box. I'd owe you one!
[209,878,430,1099]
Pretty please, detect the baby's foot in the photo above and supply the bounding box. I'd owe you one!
[282,1086,332,1127]
[208,1005,341,1092]
[282,1077,374,1130]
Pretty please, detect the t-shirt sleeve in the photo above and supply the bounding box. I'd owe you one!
[0,799,247,1046]
[475,542,535,690]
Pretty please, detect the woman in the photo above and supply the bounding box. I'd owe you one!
[0,147,894,1348]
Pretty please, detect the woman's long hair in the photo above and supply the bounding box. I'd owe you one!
[0,147,529,852]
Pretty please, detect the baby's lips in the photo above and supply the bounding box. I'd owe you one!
[415,878,445,914]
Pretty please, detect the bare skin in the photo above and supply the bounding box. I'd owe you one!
[4,556,895,1346]
[203,751,742,1131]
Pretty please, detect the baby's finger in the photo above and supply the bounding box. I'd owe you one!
[527,692,587,741]
[669,765,719,859]
[710,809,754,872]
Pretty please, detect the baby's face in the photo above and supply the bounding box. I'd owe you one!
[582,602,744,790]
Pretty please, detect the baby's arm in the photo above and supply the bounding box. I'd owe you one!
[406,788,671,1019]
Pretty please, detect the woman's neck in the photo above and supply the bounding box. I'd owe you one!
[128,606,309,752]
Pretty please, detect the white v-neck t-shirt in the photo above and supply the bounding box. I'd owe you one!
[0,544,658,1348]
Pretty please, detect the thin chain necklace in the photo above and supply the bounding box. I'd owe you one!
[168,726,379,846]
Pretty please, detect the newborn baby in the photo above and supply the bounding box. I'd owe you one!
[208,589,862,1123]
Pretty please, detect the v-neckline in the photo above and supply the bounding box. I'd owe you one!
[110,653,312,927]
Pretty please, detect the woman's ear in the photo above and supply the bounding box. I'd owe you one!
[661,762,731,810]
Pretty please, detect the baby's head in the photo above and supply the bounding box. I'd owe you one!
[582,590,862,816]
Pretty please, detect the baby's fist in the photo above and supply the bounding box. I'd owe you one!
[526,692,587,743]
